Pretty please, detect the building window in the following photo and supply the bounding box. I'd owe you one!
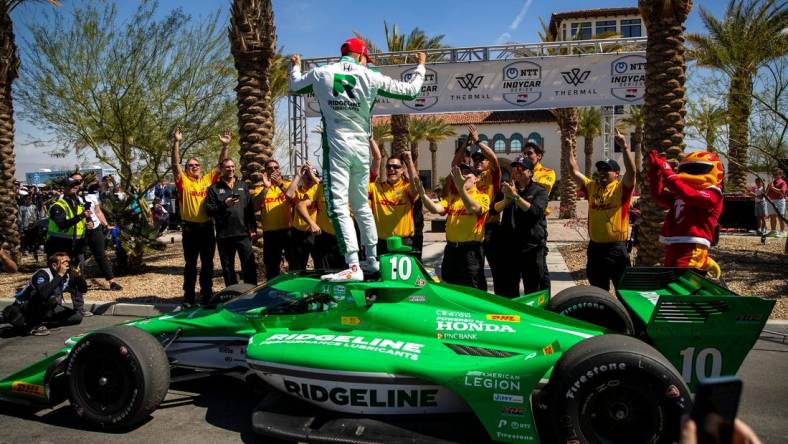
[492,134,507,153]
[621,19,642,38]
[571,22,592,40]
[510,133,524,152]
[527,132,543,149]
[478,134,489,145]
[596,20,616,35]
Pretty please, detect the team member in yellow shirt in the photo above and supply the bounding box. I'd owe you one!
[255,159,299,279]
[172,126,228,306]
[416,164,490,290]
[522,141,556,291]
[568,129,636,291]
[289,162,320,270]
[295,180,344,270]
[368,140,419,255]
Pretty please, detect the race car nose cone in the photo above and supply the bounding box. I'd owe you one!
[99,376,108,387]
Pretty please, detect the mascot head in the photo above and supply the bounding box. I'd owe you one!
[676,151,724,190]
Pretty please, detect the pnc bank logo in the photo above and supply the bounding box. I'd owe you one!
[456,73,484,91]
[561,68,591,86]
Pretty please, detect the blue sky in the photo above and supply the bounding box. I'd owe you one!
[10,0,728,177]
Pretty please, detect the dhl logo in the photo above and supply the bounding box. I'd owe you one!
[11,381,45,397]
[341,316,361,325]
[486,314,521,323]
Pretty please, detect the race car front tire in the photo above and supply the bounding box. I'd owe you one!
[210,283,256,304]
[65,325,170,429]
[547,285,635,335]
[543,334,690,444]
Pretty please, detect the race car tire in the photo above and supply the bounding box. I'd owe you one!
[65,325,170,429]
[547,285,635,335]
[210,283,256,304]
[544,334,690,444]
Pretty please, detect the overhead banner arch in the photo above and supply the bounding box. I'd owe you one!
[302,52,645,117]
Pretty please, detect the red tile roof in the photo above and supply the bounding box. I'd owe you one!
[372,110,555,126]
[548,7,641,37]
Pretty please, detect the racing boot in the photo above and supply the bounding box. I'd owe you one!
[320,264,364,282]
[361,257,380,274]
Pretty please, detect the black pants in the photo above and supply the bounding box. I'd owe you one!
[263,229,291,279]
[86,227,114,281]
[441,242,486,291]
[586,241,630,292]
[217,236,257,286]
[44,236,85,310]
[290,228,316,271]
[182,222,216,304]
[497,245,546,298]
[2,302,82,332]
[482,223,507,296]
[313,232,345,270]
[377,236,413,256]
[412,200,424,261]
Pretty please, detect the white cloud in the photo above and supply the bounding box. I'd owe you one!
[495,32,512,45]
[510,0,533,30]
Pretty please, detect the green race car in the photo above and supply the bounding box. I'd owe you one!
[0,240,774,443]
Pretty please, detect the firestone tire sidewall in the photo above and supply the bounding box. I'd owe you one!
[65,333,149,428]
[549,350,690,444]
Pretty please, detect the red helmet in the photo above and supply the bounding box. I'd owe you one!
[341,38,369,58]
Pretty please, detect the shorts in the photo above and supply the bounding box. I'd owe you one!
[765,198,785,217]
[754,200,766,218]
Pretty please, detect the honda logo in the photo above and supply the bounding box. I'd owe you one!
[456,73,484,91]
[561,68,591,86]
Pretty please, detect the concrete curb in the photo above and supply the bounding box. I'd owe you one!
[0,298,179,317]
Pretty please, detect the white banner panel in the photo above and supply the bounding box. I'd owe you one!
[303,52,645,117]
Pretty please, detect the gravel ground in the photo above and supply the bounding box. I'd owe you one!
[559,235,788,319]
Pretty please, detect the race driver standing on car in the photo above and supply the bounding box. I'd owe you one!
[289,39,426,281]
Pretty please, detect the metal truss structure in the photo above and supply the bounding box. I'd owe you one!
[287,37,647,172]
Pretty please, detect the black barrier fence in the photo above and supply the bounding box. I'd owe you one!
[720,194,757,231]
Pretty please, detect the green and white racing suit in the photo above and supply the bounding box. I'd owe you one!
[289,56,425,266]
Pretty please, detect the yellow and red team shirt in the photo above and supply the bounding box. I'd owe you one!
[368,180,416,239]
[438,189,490,243]
[312,183,335,235]
[533,163,556,215]
[475,169,500,201]
[256,180,292,232]
[292,183,319,232]
[582,177,633,243]
[176,171,218,223]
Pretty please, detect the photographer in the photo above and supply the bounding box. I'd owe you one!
[0,252,86,336]
[44,174,91,316]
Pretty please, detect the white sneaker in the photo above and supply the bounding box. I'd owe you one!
[361,258,380,273]
[321,264,364,282]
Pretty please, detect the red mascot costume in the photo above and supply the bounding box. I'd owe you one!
[648,150,724,278]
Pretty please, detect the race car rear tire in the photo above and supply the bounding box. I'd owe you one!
[210,283,256,304]
[65,325,170,429]
[544,334,690,444]
[547,285,635,335]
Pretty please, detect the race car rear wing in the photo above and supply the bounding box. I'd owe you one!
[617,267,775,391]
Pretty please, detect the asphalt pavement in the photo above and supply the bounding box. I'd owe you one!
[0,312,786,443]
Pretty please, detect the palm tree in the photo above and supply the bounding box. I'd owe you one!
[577,108,602,177]
[0,0,59,260]
[355,22,447,164]
[686,99,727,151]
[553,108,580,219]
[687,0,787,191]
[423,117,456,189]
[636,0,693,266]
[620,105,645,182]
[229,0,277,185]
[372,119,392,181]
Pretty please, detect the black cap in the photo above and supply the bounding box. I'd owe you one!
[470,150,486,161]
[595,159,621,172]
[458,163,480,176]
[65,177,82,187]
[511,155,534,171]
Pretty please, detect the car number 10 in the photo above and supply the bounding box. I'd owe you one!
[389,256,412,281]
[679,347,722,383]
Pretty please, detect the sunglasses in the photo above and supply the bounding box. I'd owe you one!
[386,164,402,170]
[524,151,536,156]
[266,165,280,171]
[187,163,200,168]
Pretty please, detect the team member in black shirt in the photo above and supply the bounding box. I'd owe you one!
[494,156,548,298]
[205,158,258,287]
